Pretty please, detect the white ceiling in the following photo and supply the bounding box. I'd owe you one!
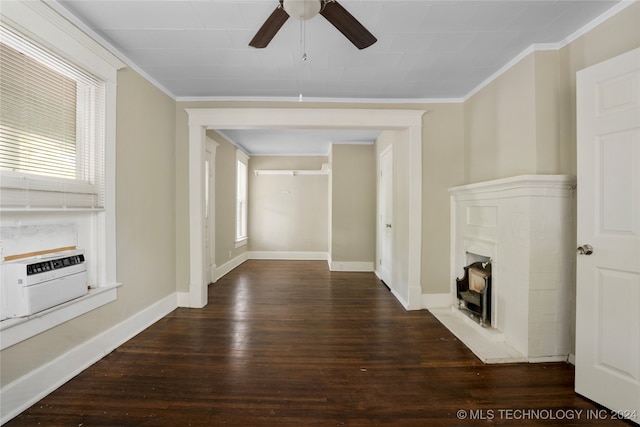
[52,0,623,155]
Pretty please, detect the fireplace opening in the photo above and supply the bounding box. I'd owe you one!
[456,255,492,327]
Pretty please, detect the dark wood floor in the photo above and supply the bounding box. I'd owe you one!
[7,260,627,426]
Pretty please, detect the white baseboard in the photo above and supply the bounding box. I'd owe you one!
[214,252,249,282]
[528,355,571,363]
[421,292,453,309]
[248,251,328,261]
[568,353,575,365]
[372,270,407,308]
[0,293,177,425]
[329,261,374,272]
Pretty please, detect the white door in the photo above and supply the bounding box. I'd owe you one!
[575,47,640,424]
[379,146,393,287]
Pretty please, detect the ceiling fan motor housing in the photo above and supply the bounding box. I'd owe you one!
[282,0,322,20]
[250,0,376,50]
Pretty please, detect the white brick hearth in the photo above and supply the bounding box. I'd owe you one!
[435,175,576,363]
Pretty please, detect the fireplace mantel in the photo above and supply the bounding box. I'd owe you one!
[447,175,576,362]
[449,174,576,199]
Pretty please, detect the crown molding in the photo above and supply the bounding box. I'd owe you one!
[175,95,464,105]
[1,0,125,78]
[559,0,638,48]
[463,0,637,102]
[463,43,559,101]
[36,0,638,104]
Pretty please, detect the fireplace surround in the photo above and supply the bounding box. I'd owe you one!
[447,175,576,362]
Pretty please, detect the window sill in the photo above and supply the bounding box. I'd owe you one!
[235,238,248,248]
[0,283,120,350]
[0,207,104,213]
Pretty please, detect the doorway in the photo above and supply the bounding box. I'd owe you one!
[185,108,425,310]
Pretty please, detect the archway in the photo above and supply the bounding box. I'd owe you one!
[185,108,425,310]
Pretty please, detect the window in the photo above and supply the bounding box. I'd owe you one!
[0,0,124,349]
[236,150,249,243]
[0,25,105,209]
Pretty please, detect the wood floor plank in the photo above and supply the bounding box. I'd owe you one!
[6,260,625,426]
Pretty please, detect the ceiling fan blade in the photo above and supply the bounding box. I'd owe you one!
[249,3,289,48]
[319,0,376,49]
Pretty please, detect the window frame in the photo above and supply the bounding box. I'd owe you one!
[235,150,249,245]
[0,25,105,206]
[0,0,125,349]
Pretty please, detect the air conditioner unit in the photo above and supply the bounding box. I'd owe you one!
[0,249,88,320]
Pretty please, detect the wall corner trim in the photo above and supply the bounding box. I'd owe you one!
[176,291,191,307]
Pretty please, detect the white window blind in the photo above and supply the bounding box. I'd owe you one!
[0,25,106,209]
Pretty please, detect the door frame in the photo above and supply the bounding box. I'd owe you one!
[185,108,425,309]
[204,138,218,285]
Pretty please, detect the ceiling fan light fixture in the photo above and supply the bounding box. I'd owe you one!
[283,0,321,21]
[250,0,376,49]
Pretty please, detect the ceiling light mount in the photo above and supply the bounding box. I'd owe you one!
[282,0,321,21]
[250,0,376,50]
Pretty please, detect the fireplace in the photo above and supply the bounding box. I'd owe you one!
[456,260,492,326]
[446,175,576,362]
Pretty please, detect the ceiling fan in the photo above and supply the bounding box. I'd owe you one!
[249,0,377,50]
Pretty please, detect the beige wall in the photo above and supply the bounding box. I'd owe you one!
[464,54,538,183]
[330,144,376,263]
[1,67,177,385]
[207,131,249,266]
[422,104,465,293]
[533,50,562,175]
[248,156,328,253]
[464,3,640,183]
[174,105,191,293]
[559,1,640,175]
[114,68,177,313]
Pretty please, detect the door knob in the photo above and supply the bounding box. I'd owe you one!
[577,244,594,255]
[386,224,392,228]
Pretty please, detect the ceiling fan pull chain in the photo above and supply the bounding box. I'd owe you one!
[298,19,306,101]
[300,19,307,61]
